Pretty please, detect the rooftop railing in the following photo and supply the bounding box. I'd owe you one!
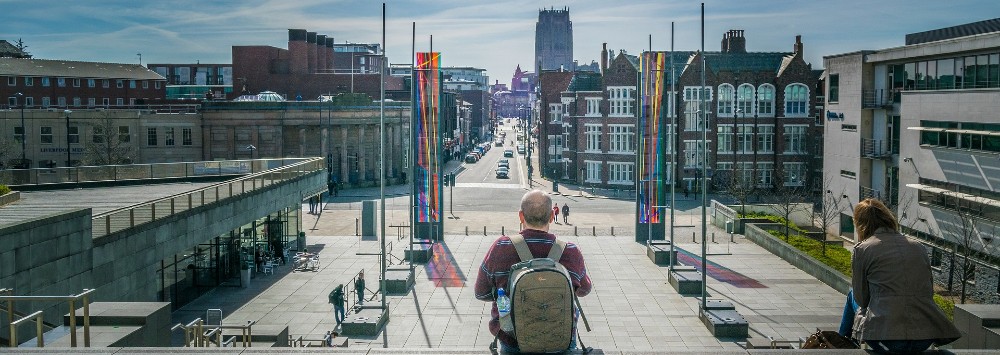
[0,158,311,186]
[90,157,323,238]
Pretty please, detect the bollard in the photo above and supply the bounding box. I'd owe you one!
[465,226,469,236]
[574,226,578,236]
[611,226,615,236]
[502,226,505,235]
[712,232,716,243]
[730,232,735,243]
[592,226,596,236]
[356,218,360,236]
[692,232,696,243]
[484,226,487,236]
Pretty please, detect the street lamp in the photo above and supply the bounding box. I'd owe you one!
[15,92,25,167]
[64,109,73,167]
[246,144,257,160]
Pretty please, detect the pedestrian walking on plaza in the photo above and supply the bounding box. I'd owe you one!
[328,284,346,325]
[355,270,366,305]
[254,247,263,274]
[838,198,960,353]
[552,204,560,224]
[474,190,593,353]
[562,203,570,224]
[308,195,316,214]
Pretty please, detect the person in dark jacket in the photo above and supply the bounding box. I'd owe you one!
[561,203,570,224]
[840,198,961,354]
[355,270,366,305]
[328,285,345,325]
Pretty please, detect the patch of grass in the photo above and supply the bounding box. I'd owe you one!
[934,294,955,320]
[767,230,853,276]
[0,185,10,195]
[741,212,809,235]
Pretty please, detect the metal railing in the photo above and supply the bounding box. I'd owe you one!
[1,289,95,347]
[172,318,256,347]
[90,158,323,238]
[861,138,890,158]
[861,89,895,109]
[0,158,312,186]
[0,104,200,113]
[860,186,882,201]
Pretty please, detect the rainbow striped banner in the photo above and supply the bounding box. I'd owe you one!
[414,52,441,223]
[639,52,666,224]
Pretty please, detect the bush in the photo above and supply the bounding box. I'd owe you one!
[741,212,809,235]
[0,185,10,195]
[934,294,955,320]
[768,230,853,276]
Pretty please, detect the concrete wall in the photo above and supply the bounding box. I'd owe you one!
[0,208,94,330]
[744,222,850,294]
[91,170,325,302]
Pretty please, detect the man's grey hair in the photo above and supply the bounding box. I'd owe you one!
[520,190,552,227]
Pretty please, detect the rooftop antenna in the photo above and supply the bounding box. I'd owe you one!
[136,53,142,65]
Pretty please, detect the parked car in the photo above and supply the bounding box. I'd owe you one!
[495,167,509,179]
[504,149,514,157]
[465,154,478,163]
[470,151,482,160]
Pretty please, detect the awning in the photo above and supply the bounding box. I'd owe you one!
[907,127,946,132]
[907,183,1000,208]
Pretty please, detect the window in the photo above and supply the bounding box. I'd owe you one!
[549,103,563,123]
[129,80,136,89]
[41,77,50,87]
[119,126,131,143]
[142,81,149,89]
[586,97,601,116]
[585,124,601,152]
[735,162,754,182]
[14,126,24,143]
[129,98,136,106]
[547,135,563,162]
[684,140,712,168]
[57,78,66,87]
[147,127,157,146]
[717,84,734,117]
[155,81,162,89]
[182,128,193,146]
[24,97,33,107]
[88,98,96,107]
[73,97,81,107]
[840,170,856,178]
[6,97,13,106]
[165,127,175,146]
[683,86,712,131]
[757,162,773,187]
[608,86,634,117]
[7,76,15,86]
[57,97,66,107]
[757,84,775,116]
[73,78,81,87]
[757,125,774,153]
[842,124,858,131]
[784,125,808,153]
[40,126,53,144]
[88,79,96,88]
[783,84,809,117]
[828,74,840,102]
[24,77,33,86]
[585,161,601,183]
[93,127,106,143]
[732,125,752,153]
[103,79,109,88]
[116,80,124,88]
[930,248,942,268]
[608,124,634,153]
[717,125,733,153]
[116,98,124,106]
[608,162,634,185]
[736,84,754,116]
[68,126,79,144]
[41,97,50,107]
[717,162,733,171]
[783,162,806,186]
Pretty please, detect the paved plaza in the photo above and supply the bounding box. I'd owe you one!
[173,190,845,351]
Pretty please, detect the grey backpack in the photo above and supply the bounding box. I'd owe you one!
[505,234,581,353]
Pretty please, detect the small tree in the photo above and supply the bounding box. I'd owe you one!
[15,38,32,58]
[815,178,846,255]
[769,164,811,240]
[935,194,990,304]
[0,139,14,169]
[724,162,756,215]
[83,111,135,165]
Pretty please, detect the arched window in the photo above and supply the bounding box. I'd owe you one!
[736,84,755,117]
[757,84,775,117]
[717,84,734,117]
[783,83,809,117]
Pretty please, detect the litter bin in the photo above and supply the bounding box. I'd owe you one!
[297,232,306,252]
[552,181,559,193]
[726,220,734,234]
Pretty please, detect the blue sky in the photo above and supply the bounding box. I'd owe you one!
[1,0,996,85]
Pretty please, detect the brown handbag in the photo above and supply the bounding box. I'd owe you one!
[802,329,859,349]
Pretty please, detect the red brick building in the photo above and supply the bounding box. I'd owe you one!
[231,29,402,100]
[2,58,166,109]
[539,31,822,198]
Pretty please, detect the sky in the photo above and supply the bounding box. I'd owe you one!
[2,0,997,86]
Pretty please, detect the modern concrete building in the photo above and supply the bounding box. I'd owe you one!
[823,18,1000,303]
[146,63,233,101]
[535,7,573,72]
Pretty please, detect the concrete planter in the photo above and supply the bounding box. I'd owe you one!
[743,222,851,294]
[240,268,251,287]
[0,190,20,206]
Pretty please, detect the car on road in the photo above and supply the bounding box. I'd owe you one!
[497,159,509,169]
[464,154,478,163]
[495,167,509,179]
[517,145,526,155]
[495,140,503,147]
[503,149,514,157]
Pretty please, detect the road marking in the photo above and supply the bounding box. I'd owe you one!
[455,183,523,189]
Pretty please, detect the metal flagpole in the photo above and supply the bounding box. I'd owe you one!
[669,21,676,271]
[699,2,708,313]
[409,21,415,273]
[380,2,388,313]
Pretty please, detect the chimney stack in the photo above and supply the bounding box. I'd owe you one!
[289,29,309,74]
[721,30,746,53]
[794,35,803,56]
[316,35,327,72]
[601,42,608,73]
[306,32,317,73]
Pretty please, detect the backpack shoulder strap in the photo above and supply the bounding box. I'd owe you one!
[548,239,567,261]
[508,234,534,262]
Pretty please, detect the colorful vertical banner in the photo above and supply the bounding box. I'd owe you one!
[639,52,666,224]
[414,52,441,223]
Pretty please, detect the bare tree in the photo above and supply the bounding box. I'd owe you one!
[768,164,811,240]
[934,194,992,304]
[723,162,756,215]
[0,139,14,169]
[816,177,846,255]
[15,38,32,58]
[83,111,135,165]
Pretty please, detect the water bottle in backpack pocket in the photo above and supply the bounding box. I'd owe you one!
[497,288,514,333]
